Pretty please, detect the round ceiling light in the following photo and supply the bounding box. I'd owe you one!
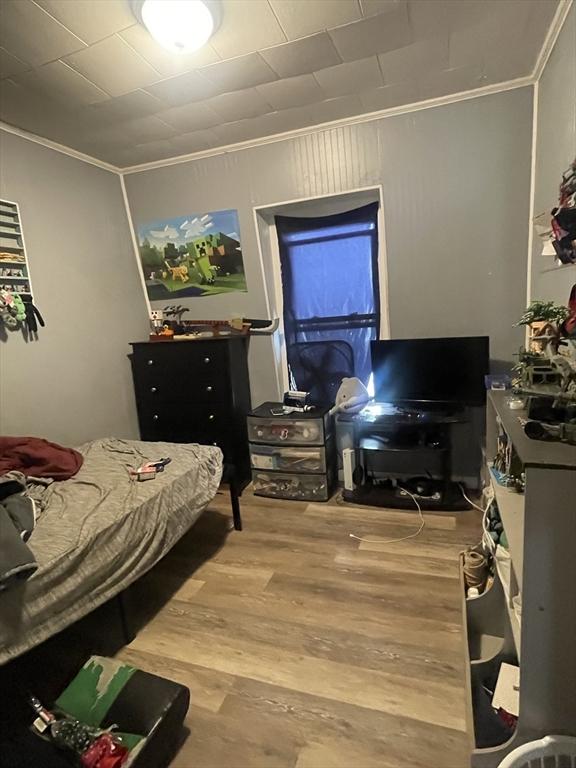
[132,0,221,54]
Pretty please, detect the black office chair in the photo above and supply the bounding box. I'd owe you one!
[288,340,355,407]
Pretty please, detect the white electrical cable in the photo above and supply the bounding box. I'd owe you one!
[458,483,496,554]
[349,487,425,545]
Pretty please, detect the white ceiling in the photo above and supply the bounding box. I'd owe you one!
[0,0,559,168]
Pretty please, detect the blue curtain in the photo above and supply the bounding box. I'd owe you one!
[276,202,380,386]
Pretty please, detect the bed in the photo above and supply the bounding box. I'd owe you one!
[0,438,223,665]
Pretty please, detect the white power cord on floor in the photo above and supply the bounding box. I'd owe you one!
[349,487,425,545]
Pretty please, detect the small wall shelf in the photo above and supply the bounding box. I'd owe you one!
[0,199,33,298]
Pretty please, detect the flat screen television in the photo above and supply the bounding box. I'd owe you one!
[370,336,489,407]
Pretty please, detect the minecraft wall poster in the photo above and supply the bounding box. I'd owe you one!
[137,209,247,300]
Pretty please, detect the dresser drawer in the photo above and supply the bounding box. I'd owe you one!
[138,403,231,440]
[132,343,228,387]
[135,379,229,408]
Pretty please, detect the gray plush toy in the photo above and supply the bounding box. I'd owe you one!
[330,377,371,416]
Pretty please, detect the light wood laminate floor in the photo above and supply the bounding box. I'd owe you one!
[117,488,480,768]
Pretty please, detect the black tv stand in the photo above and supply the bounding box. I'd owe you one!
[340,402,470,510]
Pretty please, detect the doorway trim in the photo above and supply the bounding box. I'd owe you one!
[253,185,390,399]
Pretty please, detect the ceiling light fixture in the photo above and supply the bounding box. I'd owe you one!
[131,0,221,54]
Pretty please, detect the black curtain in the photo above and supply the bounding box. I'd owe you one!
[275,202,380,388]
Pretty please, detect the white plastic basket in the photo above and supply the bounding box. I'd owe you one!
[498,736,576,768]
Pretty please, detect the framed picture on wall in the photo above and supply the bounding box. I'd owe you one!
[137,208,247,301]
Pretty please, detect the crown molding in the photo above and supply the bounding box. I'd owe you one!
[121,74,534,175]
[0,121,119,174]
[532,0,573,81]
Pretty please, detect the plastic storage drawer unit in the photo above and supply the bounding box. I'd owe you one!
[249,444,329,473]
[252,470,333,501]
[247,402,335,501]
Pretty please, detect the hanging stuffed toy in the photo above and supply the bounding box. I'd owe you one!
[0,289,26,329]
[21,294,45,334]
[330,377,371,415]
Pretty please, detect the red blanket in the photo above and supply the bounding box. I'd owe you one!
[0,437,83,480]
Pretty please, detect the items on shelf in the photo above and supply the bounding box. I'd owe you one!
[509,291,576,445]
[533,156,576,265]
[148,306,279,340]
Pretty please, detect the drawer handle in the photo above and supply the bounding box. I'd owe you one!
[152,414,159,421]
[208,414,215,421]
[204,357,210,364]
[206,385,213,392]
[150,386,157,393]
[147,359,154,366]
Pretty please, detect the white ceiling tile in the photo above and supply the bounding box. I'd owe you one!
[169,129,216,155]
[313,57,383,99]
[200,52,278,91]
[359,80,420,111]
[448,0,554,72]
[35,0,136,45]
[12,60,109,107]
[0,47,31,79]
[255,104,315,134]
[482,1,558,85]
[157,101,222,132]
[0,77,80,144]
[0,0,86,67]
[119,24,220,77]
[408,0,521,42]
[257,74,323,110]
[261,32,341,78]
[329,5,412,61]
[212,117,265,145]
[65,35,161,97]
[145,69,222,106]
[127,139,176,163]
[211,0,286,58]
[308,94,364,123]
[378,37,448,84]
[269,0,361,39]
[81,90,167,126]
[88,115,178,146]
[407,0,450,40]
[419,64,486,100]
[360,0,405,17]
[206,88,274,121]
[448,5,517,69]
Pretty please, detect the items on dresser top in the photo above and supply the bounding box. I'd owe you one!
[248,402,335,501]
[130,337,251,488]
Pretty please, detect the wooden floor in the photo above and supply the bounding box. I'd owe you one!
[117,487,480,768]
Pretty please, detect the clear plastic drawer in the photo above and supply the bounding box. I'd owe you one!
[250,444,327,473]
[247,417,327,445]
[252,471,331,501]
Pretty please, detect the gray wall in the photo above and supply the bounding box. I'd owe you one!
[0,131,149,444]
[530,3,576,304]
[125,87,533,405]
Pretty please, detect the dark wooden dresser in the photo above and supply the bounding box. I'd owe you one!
[130,337,251,488]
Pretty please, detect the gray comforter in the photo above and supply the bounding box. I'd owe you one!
[0,438,222,664]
